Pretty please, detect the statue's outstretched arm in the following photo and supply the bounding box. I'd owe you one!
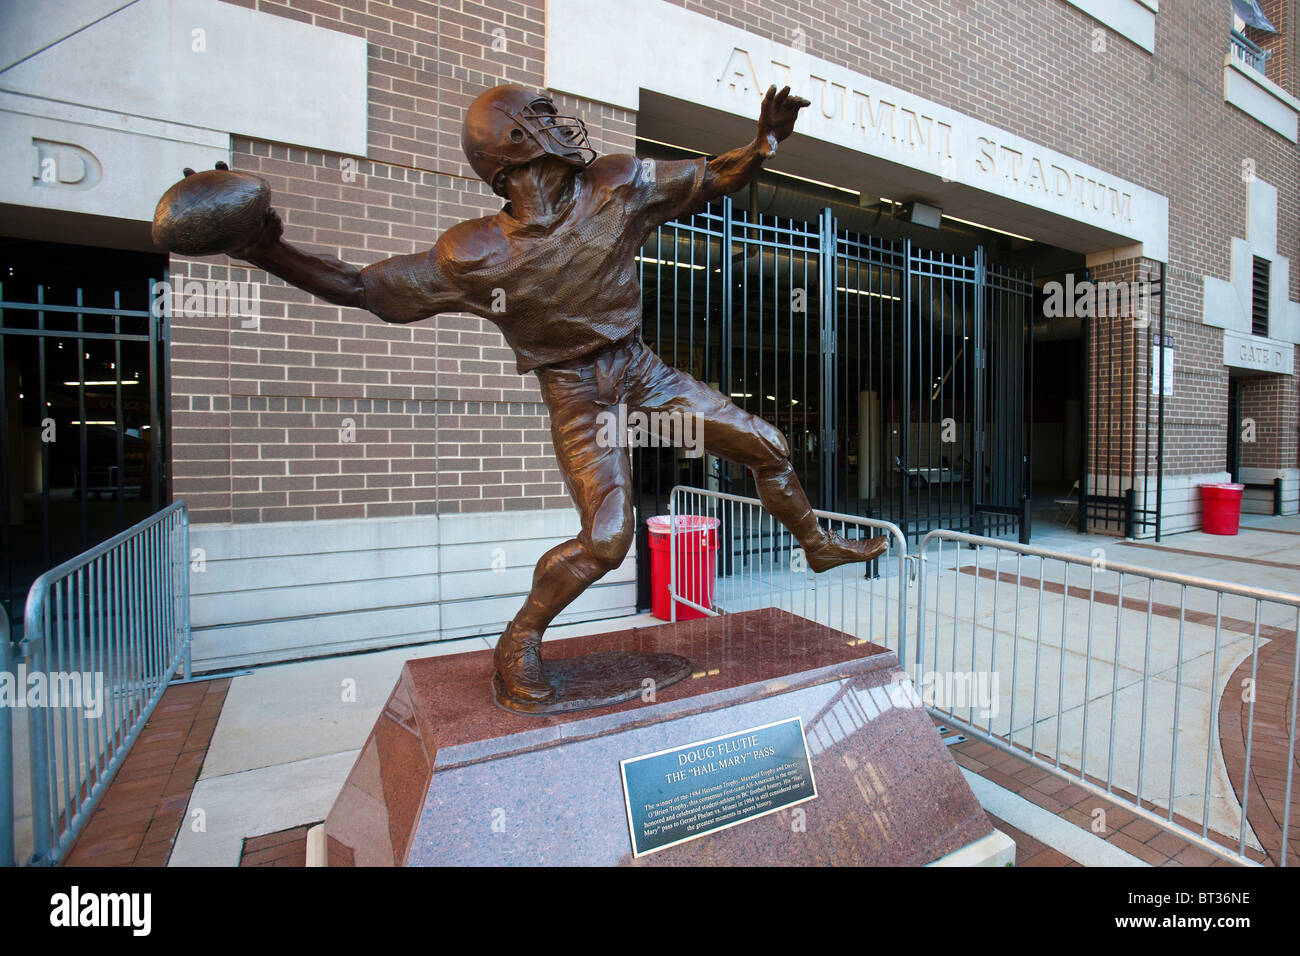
[635,85,811,228]
[234,209,366,308]
[233,209,458,325]
[699,85,811,202]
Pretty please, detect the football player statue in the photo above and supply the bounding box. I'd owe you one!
[179,84,889,709]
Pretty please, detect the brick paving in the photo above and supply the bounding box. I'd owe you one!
[62,679,230,867]
[239,824,314,867]
[984,812,1082,866]
[941,725,1256,867]
[1219,635,1300,867]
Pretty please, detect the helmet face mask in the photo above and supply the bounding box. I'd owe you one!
[463,85,596,196]
[508,97,595,166]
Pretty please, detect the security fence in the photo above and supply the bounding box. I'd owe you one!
[4,500,190,866]
[670,485,1299,866]
[666,486,909,665]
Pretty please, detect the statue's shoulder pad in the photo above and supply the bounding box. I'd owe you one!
[585,154,642,189]
[436,215,504,264]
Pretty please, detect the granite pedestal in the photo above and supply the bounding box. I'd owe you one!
[324,608,994,866]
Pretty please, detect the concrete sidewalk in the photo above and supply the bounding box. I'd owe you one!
[167,515,1300,867]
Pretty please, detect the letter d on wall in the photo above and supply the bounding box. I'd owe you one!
[32,138,102,190]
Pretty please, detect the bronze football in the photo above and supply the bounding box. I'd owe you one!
[152,166,271,256]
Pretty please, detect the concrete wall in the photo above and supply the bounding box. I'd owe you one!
[188,509,636,671]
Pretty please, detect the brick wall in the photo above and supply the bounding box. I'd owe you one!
[171,0,1300,526]
[1081,257,1237,484]
[173,0,634,523]
[1157,265,1232,476]
[1085,258,1157,483]
[1239,360,1300,470]
[1259,0,1294,98]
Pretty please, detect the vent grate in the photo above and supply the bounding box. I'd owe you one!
[1252,256,1270,337]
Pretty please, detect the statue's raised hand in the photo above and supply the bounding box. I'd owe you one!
[756,85,810,155]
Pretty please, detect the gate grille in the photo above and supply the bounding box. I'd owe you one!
[0,240,169,633]
[634,198,1033,606]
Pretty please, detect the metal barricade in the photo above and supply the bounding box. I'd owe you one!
[17,501,191,866]
[915,529,1299,867]
[668,486,910,663]
[665,486,1299,867]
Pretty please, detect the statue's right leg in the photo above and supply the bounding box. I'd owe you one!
[492,365,635,703]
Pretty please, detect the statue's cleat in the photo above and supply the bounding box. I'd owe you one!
[805,531,889,573]
[492,627,555,703]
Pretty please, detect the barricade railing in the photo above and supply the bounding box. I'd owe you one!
[916,529,1299,867]
[664,487,1299,867]
[668,486,910,664]
[17,501,191,866]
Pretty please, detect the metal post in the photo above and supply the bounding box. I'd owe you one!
[23,606,51,865]
[182,508,192,681]
[971,246,984,539]
[1155,263,1166,541]
[1274,477,1284,517]
[901,238,913,541]
[1023,267,1034,545]
[1079,281,1091,535]
[1125,487,1137,539]
[668,494,677,624]
[819,208,838,511]
[0,614,13,867]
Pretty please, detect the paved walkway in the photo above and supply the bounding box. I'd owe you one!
[945,724,1255,865]
[62,679,229,866]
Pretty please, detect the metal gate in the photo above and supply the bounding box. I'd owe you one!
[634,199,1033,606]
[0,241,170,634]
[832,235,1033,543]
[1078,264,1166,538]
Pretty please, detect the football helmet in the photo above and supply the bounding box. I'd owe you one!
[462,85,596,196]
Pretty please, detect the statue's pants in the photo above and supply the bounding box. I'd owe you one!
[504,336,824,641]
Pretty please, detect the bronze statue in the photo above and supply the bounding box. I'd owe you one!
[155,84,888,712]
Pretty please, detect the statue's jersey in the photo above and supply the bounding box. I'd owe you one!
[358,155,711,374]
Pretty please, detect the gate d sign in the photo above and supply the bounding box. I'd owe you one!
[32,139,103,190]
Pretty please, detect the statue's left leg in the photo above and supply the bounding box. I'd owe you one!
[491,357,637,703]
[626,343,887,572]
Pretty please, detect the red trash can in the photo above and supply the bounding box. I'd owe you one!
[647,515,720,620]
[1199,482,1246,535]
